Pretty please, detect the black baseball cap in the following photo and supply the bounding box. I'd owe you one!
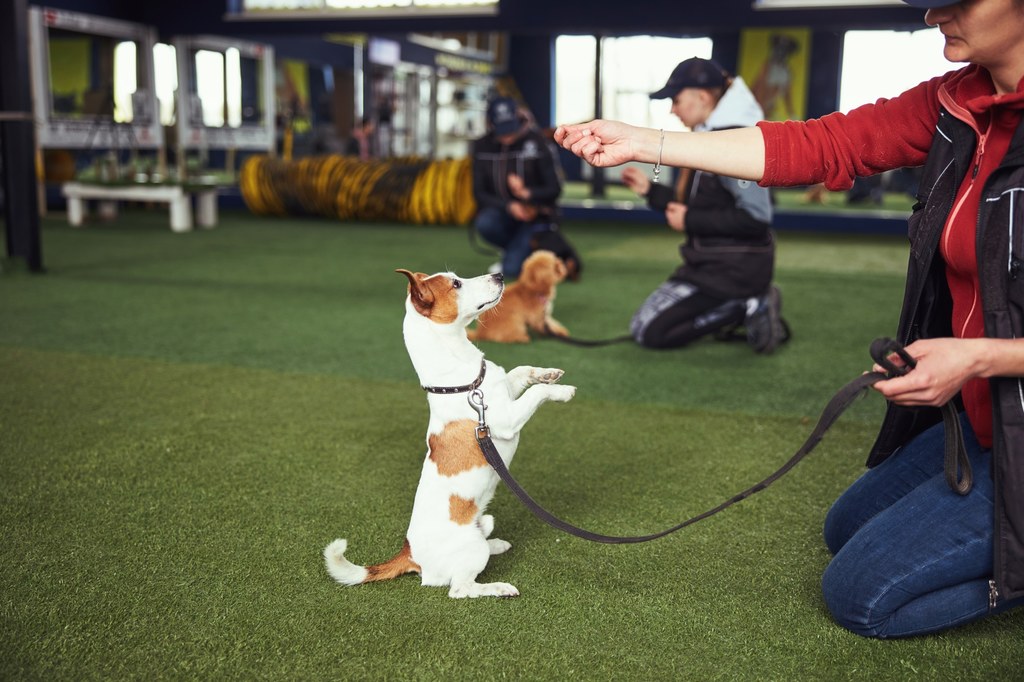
[902,0,958,7]
[487,97,521,136]
[650,57,729,100]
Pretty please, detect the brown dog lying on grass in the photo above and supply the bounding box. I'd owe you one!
[468,250,570,343]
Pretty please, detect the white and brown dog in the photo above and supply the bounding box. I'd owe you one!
[323,268,575,598]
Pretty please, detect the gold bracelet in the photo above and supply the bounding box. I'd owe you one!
[652,129,665,184]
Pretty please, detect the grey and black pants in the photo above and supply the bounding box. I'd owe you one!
[630,281,747,349]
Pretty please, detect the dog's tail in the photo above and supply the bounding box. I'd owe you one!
[323,538,421,586]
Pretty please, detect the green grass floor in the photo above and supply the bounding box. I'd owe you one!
[2,210,1021,679]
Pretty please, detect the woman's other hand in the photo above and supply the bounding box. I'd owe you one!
[621,166,651,196]
[666,202,687,232]
[871,338,1009,407]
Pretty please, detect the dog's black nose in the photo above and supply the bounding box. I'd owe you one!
[492,272,504,283]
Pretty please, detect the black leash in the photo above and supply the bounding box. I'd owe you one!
[538,322,634,347]
[544,332,635,347]
[467,224,502,258]
[468,337,972,544]
[538,319,793,349]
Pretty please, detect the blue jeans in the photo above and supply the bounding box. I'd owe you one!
[473,206,536,279]
[822,412,1021,638]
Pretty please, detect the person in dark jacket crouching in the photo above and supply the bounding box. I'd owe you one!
[623,57,788,353]
[471,97,563,279]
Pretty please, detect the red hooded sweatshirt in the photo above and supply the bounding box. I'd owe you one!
[758,65,1024,448]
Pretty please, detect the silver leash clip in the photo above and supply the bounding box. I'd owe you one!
[468,388,489,439]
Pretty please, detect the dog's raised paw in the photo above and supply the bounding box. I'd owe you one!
[488,538,512,555]
[533,368,564,384]
[547,384,576,402]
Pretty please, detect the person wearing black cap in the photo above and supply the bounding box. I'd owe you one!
[622,57,786,353]
[556,0,1024,639]
[470,96,564,279]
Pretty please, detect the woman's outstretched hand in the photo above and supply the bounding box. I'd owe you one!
[556,121,767,184]
[554,120,643,168]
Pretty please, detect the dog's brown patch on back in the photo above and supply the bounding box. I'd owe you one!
[364,539,421,582]
[428,419,487,476]
[449,495,479,525]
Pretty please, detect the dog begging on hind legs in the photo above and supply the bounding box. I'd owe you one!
[324,267,576,598]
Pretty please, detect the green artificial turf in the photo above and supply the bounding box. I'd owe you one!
[2,210,1021,680]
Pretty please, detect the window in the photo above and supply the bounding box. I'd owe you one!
[839,28,958,113]
[195,50,227,127]
[45,28,140,122]
[555,35,714,190]
[555,35,713,131]
[153,43,177,127]
[112,41,137,123]
[554,36,596,128]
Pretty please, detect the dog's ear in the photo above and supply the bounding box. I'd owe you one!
[516,260,537,290]
[396,269,434,315]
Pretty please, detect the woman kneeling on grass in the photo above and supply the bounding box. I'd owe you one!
[555,0,1024,638]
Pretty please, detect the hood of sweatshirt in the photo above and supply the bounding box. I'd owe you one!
[698,76,765,131]
[939,64,1024,120]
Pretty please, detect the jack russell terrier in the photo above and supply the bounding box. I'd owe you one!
[324,268,576,598]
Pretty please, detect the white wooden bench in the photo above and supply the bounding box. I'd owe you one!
[62,182,219,233]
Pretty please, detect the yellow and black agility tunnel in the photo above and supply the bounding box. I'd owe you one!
[240,155,476,226]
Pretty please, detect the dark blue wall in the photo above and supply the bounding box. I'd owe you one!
[43,0,931,39]
[508,34,554,128]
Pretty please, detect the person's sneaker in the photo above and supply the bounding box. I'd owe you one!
[745,286,790,354]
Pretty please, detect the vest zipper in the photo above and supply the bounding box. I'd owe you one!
[971,132,986,179]
[943,128,989,336]
[943,132,986,256]
[1011,188,1023,279]
[989,579,999,610]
